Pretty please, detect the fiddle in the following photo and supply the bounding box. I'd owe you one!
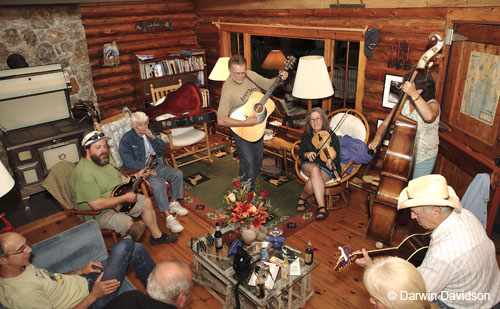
[312,130,337,163]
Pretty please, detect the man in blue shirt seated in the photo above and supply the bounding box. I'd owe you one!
[119,112,187,233]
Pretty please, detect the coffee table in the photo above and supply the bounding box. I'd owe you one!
[189,224,320,308]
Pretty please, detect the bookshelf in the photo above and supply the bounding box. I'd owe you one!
[133,50,208,111]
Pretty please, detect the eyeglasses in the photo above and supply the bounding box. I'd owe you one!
[84,132,105,146]
[3,240,30,257]
[310,117,322,122]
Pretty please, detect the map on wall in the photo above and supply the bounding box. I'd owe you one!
[460,51,500,126]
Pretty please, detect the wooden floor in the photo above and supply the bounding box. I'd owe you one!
[18,185,500,309]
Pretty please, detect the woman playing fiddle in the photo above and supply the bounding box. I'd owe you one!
[368,71,440,179]
[296,107,341,220]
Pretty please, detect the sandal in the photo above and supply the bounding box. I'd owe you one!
[316,206,329,221]
[296,197,307,212]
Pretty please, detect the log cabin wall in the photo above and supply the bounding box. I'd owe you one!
[79,0,198,118]
[196,7,500,229]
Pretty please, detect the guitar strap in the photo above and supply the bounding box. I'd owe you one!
[245,75,267,94]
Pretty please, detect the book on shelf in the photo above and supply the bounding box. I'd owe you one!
[181,49,205,56]
[136,54,154,61]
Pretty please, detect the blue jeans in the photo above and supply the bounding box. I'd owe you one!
[412,156,437,179]
[232,132,263,190]
[147,157,184,212]
[83,238,155,308]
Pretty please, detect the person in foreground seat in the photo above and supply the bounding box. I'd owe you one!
[363,256,437,309]
[119,112,187,234]
[70,131,178,245]
[0,232,155,309]
[104,260,192,309]
[356,175,500,309]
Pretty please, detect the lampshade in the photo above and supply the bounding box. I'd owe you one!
[0,161,15,198]
[292,55,334,99]
[261,50,287,70]
[208,57,230,81]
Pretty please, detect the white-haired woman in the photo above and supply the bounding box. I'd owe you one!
[119,111,187,234]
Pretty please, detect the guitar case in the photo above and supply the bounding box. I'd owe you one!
[145,82,216,132]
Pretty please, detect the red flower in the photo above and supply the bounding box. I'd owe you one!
[245,192,254,201]
[259,190,268,198]
[234,180,241,188]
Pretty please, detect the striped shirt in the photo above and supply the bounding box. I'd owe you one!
[418,209,500,308]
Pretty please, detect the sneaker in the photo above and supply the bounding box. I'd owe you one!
[128,220,145,242]
[166,215,184,233]
[149,232,178,245]
[169,201,188,216]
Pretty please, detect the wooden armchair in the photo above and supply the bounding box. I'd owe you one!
[149,81,212,168]
[41,160,119,243]
[291,108,370,209]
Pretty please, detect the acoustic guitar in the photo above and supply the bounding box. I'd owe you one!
[334,231,431,272]
[111,154,158,213]
[230,56,296,142]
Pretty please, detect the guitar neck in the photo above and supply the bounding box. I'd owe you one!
[259,76,282,105]
[351,247,397,261]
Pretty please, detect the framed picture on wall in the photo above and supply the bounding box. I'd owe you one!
[382,74,404,109]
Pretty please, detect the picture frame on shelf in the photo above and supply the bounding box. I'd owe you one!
[382,73,404,109]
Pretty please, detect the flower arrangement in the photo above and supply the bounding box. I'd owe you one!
[221,179,270,230]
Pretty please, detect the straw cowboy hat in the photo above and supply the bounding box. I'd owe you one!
[397,174,462,212]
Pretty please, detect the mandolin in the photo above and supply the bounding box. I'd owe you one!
[334,231,431,272]
[111,154,158,213]
[230,56,296,142]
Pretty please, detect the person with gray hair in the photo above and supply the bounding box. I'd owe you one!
[356,175,500,309]
[363,256,436,309]
[103,260,192,309]
[119,111,187,234]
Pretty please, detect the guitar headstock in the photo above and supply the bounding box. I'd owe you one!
[333,245,357,272]
[283,56,296,72]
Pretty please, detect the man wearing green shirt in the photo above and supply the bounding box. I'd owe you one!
[70,131,177,245]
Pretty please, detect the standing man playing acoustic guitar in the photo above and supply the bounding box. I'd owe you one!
[217,55,288,190]
[70,131,178,245]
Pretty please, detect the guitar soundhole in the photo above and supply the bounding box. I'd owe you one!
[254,103,264,114]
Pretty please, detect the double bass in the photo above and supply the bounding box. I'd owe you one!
[366,33,444,244]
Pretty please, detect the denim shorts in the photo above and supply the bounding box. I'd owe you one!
[302,162,334,180]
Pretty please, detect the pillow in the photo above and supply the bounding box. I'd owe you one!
[330,113,366,141]
[100,115,132,167]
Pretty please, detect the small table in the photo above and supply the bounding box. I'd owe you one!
[264,136,294,173]
[190,224,319,308]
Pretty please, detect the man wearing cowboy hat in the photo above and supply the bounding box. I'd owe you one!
[357,175,500,309]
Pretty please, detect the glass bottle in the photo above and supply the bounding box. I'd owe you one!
[256,269,266,299]
[281,254,290,282]
[214,223,223,250]
[304,240,313,265]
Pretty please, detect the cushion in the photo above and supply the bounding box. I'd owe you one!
[100,115,132,167]
[160,128,206,147]
[330,113,367,142]
[41,161,77,209]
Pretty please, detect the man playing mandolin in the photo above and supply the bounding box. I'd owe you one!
[356,175,500,309]
[70,131,178,246]
[217,55,288,190]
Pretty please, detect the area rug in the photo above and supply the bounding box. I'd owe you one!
[179,150,319,238]
[184,172,210,186]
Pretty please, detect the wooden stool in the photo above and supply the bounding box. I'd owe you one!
[264,137,293,173]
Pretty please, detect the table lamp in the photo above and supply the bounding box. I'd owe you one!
[0,161,15,198]
[261,50,287,70]
[292,55,334,112]
[208,57,230,81]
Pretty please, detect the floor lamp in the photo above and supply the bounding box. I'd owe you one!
[261,50,286,71]
[292,55,334,112]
